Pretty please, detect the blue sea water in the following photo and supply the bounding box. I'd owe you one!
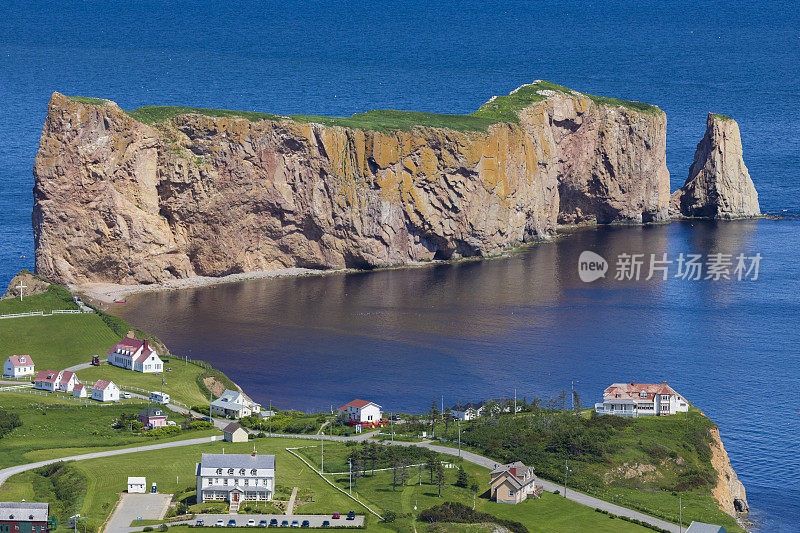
[1,0,798,529]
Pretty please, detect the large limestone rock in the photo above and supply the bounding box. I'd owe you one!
[2,271,51,299]
[32,86,671,287]
[671,113,760,218]
[709,427,749,517]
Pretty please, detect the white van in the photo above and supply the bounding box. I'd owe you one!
[149,391,170,404]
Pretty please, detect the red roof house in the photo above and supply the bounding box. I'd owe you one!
[107,337,163,373]
[3,355,35,378]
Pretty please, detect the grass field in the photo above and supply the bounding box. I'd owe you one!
[0,285,77,315]
[70,80,661,133]
[0,392,218,469]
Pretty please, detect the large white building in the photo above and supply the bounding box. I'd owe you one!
[595,381,689,417]
[210,390,261,419]
[107,338,163,373]
[3,355,35,378]
[195,453,275,511]
[338,399,382,424]
[33,370,76,393]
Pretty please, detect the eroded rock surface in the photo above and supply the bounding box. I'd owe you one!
[33,88,671,286]
[671,113,760,218]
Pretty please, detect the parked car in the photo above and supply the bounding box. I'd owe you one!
[195,519,204,526]
[247,519,256,526]
[321,520,330,528]
[167,421,177,426]
[269,518,278,527]
[216,519,225,526]
[291,520,299,527]
[280,520,289,527]
[227,518,237,527]
[201,416,212,421]
[121,392,132,399]
[332,513,340,519]
[301,520,310,528]
[258,519,268,527]
[347,511,355,520]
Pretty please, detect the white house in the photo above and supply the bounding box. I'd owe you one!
[3,355,35,378]
[72,384,88,398]
[210,390,261,419]
[338,399,382,424]
[107,337,163,373]
[92,379,120,402]
[595,381,689,417]
[223,422,249,443]
[128,477,147,493]
[196,452,275,512]
[451,401,485,421]
[33,370,76,393]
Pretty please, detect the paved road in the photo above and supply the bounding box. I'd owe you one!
[106,493,172,533]
[64,357,107,372]
[384,440,681,533]
[0,435,222,488]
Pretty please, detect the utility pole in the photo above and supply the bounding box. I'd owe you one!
[514,388,517,416]
[563,459,569,497]
[269,400,272,435]
[321,431,324,474]
[348,458,352,494]
[571,380,579,411]
[441,396,444,420]
[679,494,683,533]
[390,414,394,443]
[457,420,461,458]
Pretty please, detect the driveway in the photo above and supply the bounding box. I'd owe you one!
[106,493,172,532]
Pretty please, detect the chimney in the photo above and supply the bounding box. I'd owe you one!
[663,381,667,385]
[509,467,516,476]
[631,380,635,385]
[143,339,149,350]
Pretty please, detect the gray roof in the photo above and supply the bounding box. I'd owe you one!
[686,523,726,533]
[0,502,49,522]
[223,422,245,433]
[200,453,275,470]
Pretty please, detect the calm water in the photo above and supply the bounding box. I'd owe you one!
[1,0,798,529]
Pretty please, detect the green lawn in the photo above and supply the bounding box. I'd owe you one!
[70,80,661,133]
[0,392,218,469]
[0,285,77,315]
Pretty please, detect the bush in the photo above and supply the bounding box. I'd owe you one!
[382,510,397,523]
[0,409,22,438]
[418,502,527,533]
[145,425,183,438]
[143,528,153,532]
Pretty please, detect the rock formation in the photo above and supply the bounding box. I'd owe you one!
[709,427,749,516]
[32,84,672,286]
[671,113,760,218]
[2,270,51,299]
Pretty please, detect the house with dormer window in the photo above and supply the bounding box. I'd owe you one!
[195,452,275,512]
[107,337,163,373]
[3,355,35,378]
[595,381,689,417]
[490,462,540,504]
[210,390,261,419]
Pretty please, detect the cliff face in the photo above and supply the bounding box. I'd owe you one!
[33,87,670,286]
[671,113,760,218]
[709,427,749,517]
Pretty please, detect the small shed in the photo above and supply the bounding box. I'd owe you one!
[223,422,249,443]
[128,476,146,493]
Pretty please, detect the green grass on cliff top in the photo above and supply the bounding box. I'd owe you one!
[69,80,662,132]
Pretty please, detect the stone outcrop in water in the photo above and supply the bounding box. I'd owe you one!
[671,113,760,219]
[33,84,673,286]
[709,427,750,517]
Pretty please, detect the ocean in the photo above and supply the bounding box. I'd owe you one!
[1,0,798,529]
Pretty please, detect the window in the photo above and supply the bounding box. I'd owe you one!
[240,468,246,475]
[216,468,222,474]
[244,479,249,486]
[639,391,647,398]
[228,468,234,474]
[251,469,257,475]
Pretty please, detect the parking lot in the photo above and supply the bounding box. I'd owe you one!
[177,513,365,528]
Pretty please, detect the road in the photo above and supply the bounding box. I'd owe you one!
[106,493,172,533]
[64,357,107,372]
[384,440,681,533]
[0,435,222,488]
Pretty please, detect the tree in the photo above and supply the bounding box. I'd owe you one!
[435,462,446,497]
[572,391,583,414]
[426,454,438,484]
[444,407,452,430]
[392,460,400,492]
[428,401,440,437]
[455,466,469,488]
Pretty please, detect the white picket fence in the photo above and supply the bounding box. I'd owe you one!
[7,387,110,407]
[0,383,34,391]
[0,309,90,320]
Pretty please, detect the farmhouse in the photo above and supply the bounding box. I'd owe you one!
[92,379,120,402]
[0,501,50,532]
[196,452,275,512]
[3,355,35,378]
[338,399,382,425]
[107,337,163,373]
[138,406,168,429]
[127,477,147,494]
[595,381,689,417]
[450,401,485,421]
[33,370,75,393]
[490,462,540,504]
[210,390,261,419]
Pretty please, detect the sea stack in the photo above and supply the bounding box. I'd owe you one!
[671,113,760,219]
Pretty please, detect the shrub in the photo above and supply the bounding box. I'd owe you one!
[382,510,397,523]
[418,502,528,533]
[0,409,22,438]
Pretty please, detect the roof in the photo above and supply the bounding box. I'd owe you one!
[451,401,486,411]
[338,399,381,411]
[0,501,49,522]
[127,477,146,484]
[211,389,258,411]
[59,370,75,383]
[34,370,59,383]
[603,381,682,402]
[6,355,33,367]
[109,337,157,363]
[138,406,166,418]
[223,422,245,433]
[199,453,275,470]
[74,384,84,391]
[685,522,726,533]
[490,462,535,489]
[93,379,115,391]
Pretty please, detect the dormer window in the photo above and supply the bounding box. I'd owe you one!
[251,469,257,475]
[239,468,246,475]
[639,391,647,398]
[228,468,234,474]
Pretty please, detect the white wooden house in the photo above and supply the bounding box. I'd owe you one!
[195,453,275,511]
[33,369,76,393]
[92,379,120,402]
[3,355,35,378]
[128,477,146,493]
[338,399,382,424]
[107,337,163,373]
[210,390,261,419]
[595,381,689,417]
[72,384,88,398]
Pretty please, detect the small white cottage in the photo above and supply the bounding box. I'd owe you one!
[128,477,147,493]
[72,384,88,398]
[3,355,35,378]
[92,379,120,402]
